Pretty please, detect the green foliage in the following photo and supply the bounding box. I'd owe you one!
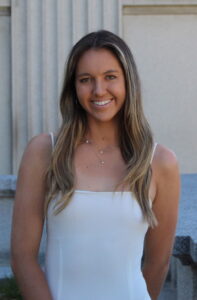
[0,277,22,300]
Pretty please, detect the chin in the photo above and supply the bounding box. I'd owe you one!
[91,115,118,124]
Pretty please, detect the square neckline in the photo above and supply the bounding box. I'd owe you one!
[74,189,131,193]
[49,132,157,200]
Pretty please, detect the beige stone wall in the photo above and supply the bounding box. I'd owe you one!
[122,2,197,173]
[0,0,196,173]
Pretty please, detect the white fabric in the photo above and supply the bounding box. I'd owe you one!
[46,133,155,299]
[49,132,55,150]
[150,143,158,164]
[45,191,151,300]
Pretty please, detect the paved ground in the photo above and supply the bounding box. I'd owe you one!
[0,265,12,279]
[159,283,176,300]
[1,265,177,299]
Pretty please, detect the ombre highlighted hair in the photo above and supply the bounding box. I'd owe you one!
[45,30,157,227]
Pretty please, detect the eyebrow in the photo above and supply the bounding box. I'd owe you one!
[76,70,119,78]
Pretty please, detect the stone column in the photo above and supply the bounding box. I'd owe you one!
[0,1,11,174]
[11,0,120,173]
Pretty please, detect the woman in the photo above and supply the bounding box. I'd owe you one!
[11,30,180,300]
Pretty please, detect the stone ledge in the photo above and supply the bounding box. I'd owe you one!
[0,175,16,198]
[172,174,197,266]
[173,236,197,265]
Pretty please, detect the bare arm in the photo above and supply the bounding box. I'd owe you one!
[142,145,180,300]
[11,134,53,300]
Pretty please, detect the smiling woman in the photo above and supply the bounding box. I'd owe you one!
[75,48,126,123]
[11,30,180,300]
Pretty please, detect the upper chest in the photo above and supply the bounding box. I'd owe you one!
[73,143,127,191]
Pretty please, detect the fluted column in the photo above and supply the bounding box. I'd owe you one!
[102,0,120,33]
[11,0,121,173]
[12,0,28,173]
[42,0,59,132]
[87,0,103,32]
[56,0,73,104]
[0,1,11,174]
[26,0,43,137]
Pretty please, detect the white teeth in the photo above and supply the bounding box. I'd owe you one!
[93,100,112,106]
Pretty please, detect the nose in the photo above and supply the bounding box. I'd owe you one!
[93,79,106,97]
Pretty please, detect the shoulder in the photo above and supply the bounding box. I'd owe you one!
[25,133,52,153]
[152,143,180,185]
[23,133,52,159]
[153,144,178,170]
[19,133,53,173]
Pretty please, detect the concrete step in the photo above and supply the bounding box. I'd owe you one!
[159,282,177,300]
[0,265,12,279]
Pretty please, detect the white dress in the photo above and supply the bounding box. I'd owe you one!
[45,191,152,300]
[45,134,156,300]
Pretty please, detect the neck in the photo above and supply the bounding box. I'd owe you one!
[86,119,120,148]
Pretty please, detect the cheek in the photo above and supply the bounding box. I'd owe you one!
[121,83,126,102]
[111,82,126,101]
[75,84,89,101]
[75,83,80,97]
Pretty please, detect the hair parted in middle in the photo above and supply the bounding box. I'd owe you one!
[45,30,157,227]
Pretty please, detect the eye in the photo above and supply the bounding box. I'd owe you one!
[106,75,116,80]
[79,77,90,83]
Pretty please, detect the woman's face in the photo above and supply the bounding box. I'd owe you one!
[75,48,126,123]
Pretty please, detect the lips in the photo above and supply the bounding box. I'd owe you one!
[91,99,113,107]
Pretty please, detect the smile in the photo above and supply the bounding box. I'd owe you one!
[91,99,113,106]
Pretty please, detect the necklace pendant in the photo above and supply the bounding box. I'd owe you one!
[99,149,104,155]
[100,160,105,166]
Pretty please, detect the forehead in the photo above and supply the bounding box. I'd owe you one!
[76,48,123,74]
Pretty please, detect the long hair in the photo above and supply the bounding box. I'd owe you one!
[45,30,157,227]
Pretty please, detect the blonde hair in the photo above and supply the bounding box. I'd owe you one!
[45,30,157,227]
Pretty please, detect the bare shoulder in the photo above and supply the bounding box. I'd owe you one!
[153,144,179,175]
[25,133,51,155]
[19,133,52,175]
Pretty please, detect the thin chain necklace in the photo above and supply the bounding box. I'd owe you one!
[85,139,106,167]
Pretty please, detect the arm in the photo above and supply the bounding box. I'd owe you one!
[11,134,53,300]
[142,145,180,300]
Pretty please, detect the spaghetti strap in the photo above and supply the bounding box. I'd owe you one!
[49,132,55,151]
[150,142,158,164]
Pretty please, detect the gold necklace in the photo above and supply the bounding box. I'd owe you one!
[85,139,105,167]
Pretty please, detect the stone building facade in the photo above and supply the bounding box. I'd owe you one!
[0,0,197,174]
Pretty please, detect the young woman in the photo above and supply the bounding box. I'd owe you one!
[11,30,180,300]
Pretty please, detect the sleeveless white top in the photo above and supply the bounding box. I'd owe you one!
[45,134,157,300]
